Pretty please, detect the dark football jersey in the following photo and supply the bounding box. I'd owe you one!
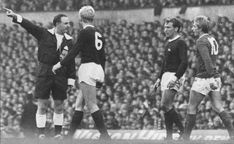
[195,34,220,78]
[159,36,188,79]
[61,26,106,70]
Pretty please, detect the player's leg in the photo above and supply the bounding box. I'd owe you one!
[183,90,204,140]
[209,91,234,139]
[80,82,110,139]
[160,72,184,139]
[53,99,64,138]
[35,77,52,138]
[52,77,68,138]
[68,90,84,137]
[161,89,177,139]
[36,99,49,138]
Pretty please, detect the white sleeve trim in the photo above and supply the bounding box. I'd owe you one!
[16,14,23,23]
[68,79,75,87]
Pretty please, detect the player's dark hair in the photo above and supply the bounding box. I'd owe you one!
[165,18,183,32]
[53,14,67,26]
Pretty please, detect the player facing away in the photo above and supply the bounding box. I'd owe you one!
[4,8,76,139]
[183,16,234,140]
[153,18,188,140]
[52,6,110,139]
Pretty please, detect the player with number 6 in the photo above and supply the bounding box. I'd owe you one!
[52,5,110,140]
[183,16,234,140]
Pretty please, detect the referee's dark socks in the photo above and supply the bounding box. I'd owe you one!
[69,111,84,136]
[219,111,234,137]
[184,114,196,140]
[164,110,173,139]
[55,125,62,135]
[91,110,108,135]
[169,108,184,133]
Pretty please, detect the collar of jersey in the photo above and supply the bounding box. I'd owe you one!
[198,33,209,40]
[48,28,72,40]
[168,35,180,42]
[83,24,94,29]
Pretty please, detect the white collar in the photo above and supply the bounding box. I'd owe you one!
[168,35,180,42]
[198,33,209,40]
[83,24,94,29]
[48,28,72,40]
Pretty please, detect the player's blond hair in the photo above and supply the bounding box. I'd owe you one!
[193,15,212,33]
[78,5,95,22]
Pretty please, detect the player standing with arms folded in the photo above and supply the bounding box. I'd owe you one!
[52,6,110,140]
[183,16,234,140]
[153,18,188,140]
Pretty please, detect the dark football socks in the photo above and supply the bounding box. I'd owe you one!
[219,111,234,137]
[69,111,84,136]
[170,108,184,134]
[91,110,109,135]
[183,114,196,140]
[55,125,62,135]
[164,110,173,139]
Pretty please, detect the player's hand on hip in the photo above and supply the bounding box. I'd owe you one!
[52,62,62,74]
[4,8,17,18]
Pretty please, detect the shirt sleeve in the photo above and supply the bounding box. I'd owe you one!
[66,41,76,85]
[175,40,188,79]
[158,60,165,80]
[60,31,84,66]
[13,17,44,40]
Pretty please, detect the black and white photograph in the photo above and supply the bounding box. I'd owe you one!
[0,0,234,144]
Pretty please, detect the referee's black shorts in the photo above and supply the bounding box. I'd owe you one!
[34,76,67,101]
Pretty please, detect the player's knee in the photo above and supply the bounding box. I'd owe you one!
[87,103,99,113]
[187,105,196,114]
[75,104,84,111]
[37,106,47,114]
[212,105,224,114]
[54,104,64,113]
[161,103,171,112]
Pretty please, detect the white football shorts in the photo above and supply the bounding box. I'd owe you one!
[78,62,104,86]
[161,72,185,91]
[191,77,221,95]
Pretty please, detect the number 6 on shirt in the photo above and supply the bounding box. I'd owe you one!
[95,32,103,50]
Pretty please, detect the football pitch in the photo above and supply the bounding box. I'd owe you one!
[1,139,234,144]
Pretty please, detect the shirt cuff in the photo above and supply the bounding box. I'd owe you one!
[16,14,23,23]
[68,79,75,87]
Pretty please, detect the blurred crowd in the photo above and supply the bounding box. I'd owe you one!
[1,0,234,12]
[1,15,234,137]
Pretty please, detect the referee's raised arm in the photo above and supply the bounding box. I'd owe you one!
[4,7,44,40]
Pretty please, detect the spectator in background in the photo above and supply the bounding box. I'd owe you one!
[20,93,37,138]
[2,0,234,12]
